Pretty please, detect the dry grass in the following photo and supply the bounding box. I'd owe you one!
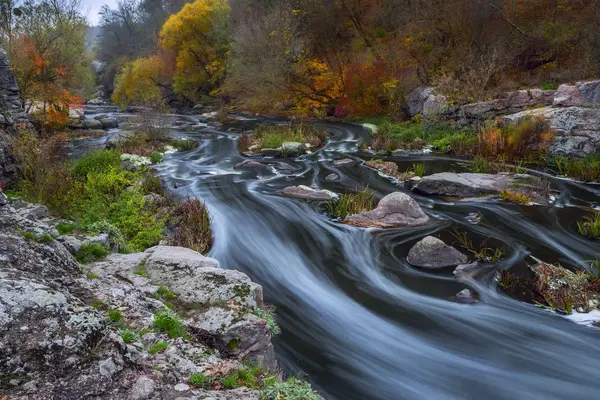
[499,190,533,205]
[169,198,213,254]
[239,123,328,152]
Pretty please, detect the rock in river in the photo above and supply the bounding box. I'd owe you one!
[281,185,338,201]
[407,236,468,269]
[345,192,430,228]
[412,172,549,203]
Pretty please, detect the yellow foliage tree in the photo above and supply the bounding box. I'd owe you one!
[112,55,168,107]
[160,0,230,101]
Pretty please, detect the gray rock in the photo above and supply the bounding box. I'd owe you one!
[345,192,430,228]
[260,148,283,157]
[333,158,355,167]
[0,189,7,206]
[98,117,118,129]
[407,236,468,269]
[233,160,267,169]
[453,262,484,281]
[456,289,477,304]
[99,357,121,378]
[408,87,449,117]
[325,173,340,181]
[503,106,600,157]
[459,89,555,123]
[553,80,600,106]
[281,185,337,201]
[186,307,276,372]
[106,130,136,148]
[144,246,263,308]
[281,141,306,157]
[83,118,103,130]
[131,376,155,399]
[413,172,547,202]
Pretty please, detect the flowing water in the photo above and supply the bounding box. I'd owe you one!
[76,107,600,400]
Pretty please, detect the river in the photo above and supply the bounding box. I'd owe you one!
[75,106,600,400]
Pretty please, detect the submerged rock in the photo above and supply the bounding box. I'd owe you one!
[333,158,356,167]
[325,173,340,181]
[281,185,338,201]
[407,236,468,269]
[345,192,430,228]
[234,160,267,169]
[453,262,485,281]
[455,289,477,304]
[412,172,549,203]
[260,148,283,157]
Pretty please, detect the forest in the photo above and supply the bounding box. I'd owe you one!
[2,0,600,124]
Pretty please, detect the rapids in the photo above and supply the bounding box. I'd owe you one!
[74,107,600,400]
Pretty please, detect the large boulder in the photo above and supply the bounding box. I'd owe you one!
[407,87,449,117]
[186,307,276,371]
[105,130,136,148]
[503,106,600,157]
[98,117,118,129]
[407,236,468,269]
[413,172,549,202]
[143,246,264,308]
[345,192,430,228]
[553,80,600,106]
[281,141,306,157]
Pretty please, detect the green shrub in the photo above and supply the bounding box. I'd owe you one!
[327,188,375,219]
[86,221,128,252]
[75,243,109,263]
[56,222,76,235]
[261,377,324,400]
[189,372,211,387]
[252,307,281,338]
[72,150,121,179]
[150,151,164,164]
[171,139,199,152]
[36,233,55,244]
[153,309,186,338]
[120,329,140,344]
[21,231,37,241]
[148,341,169,355]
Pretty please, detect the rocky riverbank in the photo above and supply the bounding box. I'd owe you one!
[0,198,322,399]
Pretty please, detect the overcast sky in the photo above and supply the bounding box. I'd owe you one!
[82,0,119,25]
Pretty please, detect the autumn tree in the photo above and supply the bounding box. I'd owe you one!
[159,0,230,101]
[112,53,171,107]
[0,0,94,128]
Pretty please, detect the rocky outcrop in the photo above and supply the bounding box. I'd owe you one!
[344,192,430,228]
[553,80,600,107]
[407,236,468,269]
[503,106,600,157]
[407,87,450,117]
[0,199,279,399]
[412,172,550,203]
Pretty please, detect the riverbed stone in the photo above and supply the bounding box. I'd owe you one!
[325,173,340,181]
[0,189,7,206]
[281,185,337,201]
[412,172,548,202]
[456,289,477,304]
[333,158,356,167]
[281,141,306,156]
[260,148,283,157]
[407,236,468,269]
[233,160,267,169]
[98,117,118,129]
[344,192,430,228]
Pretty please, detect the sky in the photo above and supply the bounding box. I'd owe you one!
[81,0,118,25]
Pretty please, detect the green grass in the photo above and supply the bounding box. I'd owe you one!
[56,222,76,235]
[409,163,426,177]
[240,123,327,151]
[90,300,106,310]
[86,271,99,279]
[148,341,169,355]
[577,213,600,240]
[222,364,265,390]
[171,139,199,152]
[554,155,600,182]
[21,231,55,244]
[540,82,559,90]
[120,328,140,344]
[72,150,121,179]
[156,285,177,300]
[75,243,109,264]
[135,262,148,277]
[261,377,324,400]
[327,188,375,219]
[150,151,164,164]
[189,372,211,387]
[252,307,281,338]
[153,309,186,339]
[108,308,122,323]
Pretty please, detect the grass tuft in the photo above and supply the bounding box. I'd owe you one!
[499,190,533,205]
[189,372,211,387]
[120,328,140,344]
[75,243,109,264]
[252,307,281,338]
[327,188,375,219]
[148,341,169,355]
[169,198,213,254]
[577,213,600,240]
[171,139,199,152]
[56,222,76,235]
[153,308,186,339]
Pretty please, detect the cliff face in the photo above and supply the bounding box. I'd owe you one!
[0,48,26,184]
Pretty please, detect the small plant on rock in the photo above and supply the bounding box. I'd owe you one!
[153,308,186,338]
[252,307,281,338]
[108,308,122,323]
[189,372,211,387]
[327,188,375,219]
[75,243,109,263]
[499,190,533,205]
[577,213,600,240]
[56,222,76,235]
[148,341,169,355]
[120,329,140,344]
[261,376,324,400]
[169,198,213,254]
